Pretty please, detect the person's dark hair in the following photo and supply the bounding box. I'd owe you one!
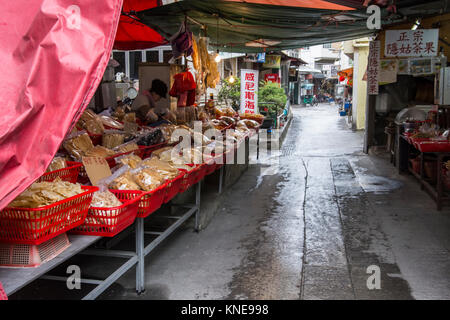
[149,79,168,99]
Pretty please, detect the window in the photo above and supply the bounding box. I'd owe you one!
[112,51,125,74]
[146,51,159,63]
[163,50,173,63]
[129,51,142,80]
[323,43,332,48]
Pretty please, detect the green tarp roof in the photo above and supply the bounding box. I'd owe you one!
[136,0,449,53]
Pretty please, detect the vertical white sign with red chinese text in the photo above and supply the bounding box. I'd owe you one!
[240,69,259,114]
[368,41,380,95]
[385,29,439,57]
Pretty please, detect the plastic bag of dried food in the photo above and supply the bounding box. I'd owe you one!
[77,110,105,134]
[99,115,124,130]
[243,119,259,129]
[116,154,142,169]
[123,112,136,123]
[114,142,140,154]
[108,171,141,191]
[102,130,125,149]
[90,190,122,208]
[85,145,116,158]
[84,118,105,134]
[136,129,163,146]
[63,130,95,160]
[219,116,236,126]
[141,157,179,181]
[113,106,126,121]
[131,166,164,192]
[46,157,67,172]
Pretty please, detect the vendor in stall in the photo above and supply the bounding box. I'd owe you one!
[131,79,176,125]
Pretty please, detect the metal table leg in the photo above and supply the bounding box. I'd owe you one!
[257,131,260,160]
[135,218,145,294]
[195,181,201,232]
[437,154,443,211]
[420,152,425,190]
[218,165,224,194]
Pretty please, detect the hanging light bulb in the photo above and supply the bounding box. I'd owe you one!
[215,50,221,63]
[229,73,235,83]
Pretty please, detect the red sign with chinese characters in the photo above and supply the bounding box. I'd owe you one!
[264,73,280,83]
[368,41,380,95]
[240,69,259,114]
[385,29,439,57]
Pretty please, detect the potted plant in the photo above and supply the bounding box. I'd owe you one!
[218,77,241,111]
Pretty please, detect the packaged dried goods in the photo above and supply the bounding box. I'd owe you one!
[109,172,141,191]
[242,119,260,129]
[116,154,142,169]
[103,131,125,149]
[85,145,116,158]
[123,112,136,123]
[113,106,126,121]
[141,157,179,180]
[114,142,140,154]
[77,110,105,134]
[131,167,164,191]
[99,115,124,130]
[219,116,236,126]
[63,131,95,160]
[152,146,175,158]
[136,129,163,146]
[90,190,122,208]
[46,157,67,172]
[8,178,84,208]
[239,113,265,122]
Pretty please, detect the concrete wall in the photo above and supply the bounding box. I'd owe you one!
[354,46,369,130]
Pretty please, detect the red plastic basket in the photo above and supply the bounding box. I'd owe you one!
[194,163,207,183]
[67,161,89,185]
[89,133,102,146]
[180,165,202,192]
[138,142,168,160]
[163,172,185,203]
[0,282,7,300]
[410,138,430,149]
[70,190,141,237]
[214,153,225,170]
[416,141,450,153]
[37,163,82,184]
[0,186,98,245]
[115,184,168,218]
[203,154,216,175]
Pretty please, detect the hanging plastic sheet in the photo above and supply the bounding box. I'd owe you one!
[0,0,123,209]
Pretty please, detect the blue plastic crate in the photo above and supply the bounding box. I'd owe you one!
[339,111,347,116]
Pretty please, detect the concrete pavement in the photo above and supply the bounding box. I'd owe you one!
[11,103,450,300]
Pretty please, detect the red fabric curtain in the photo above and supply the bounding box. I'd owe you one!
[0,0,123,209]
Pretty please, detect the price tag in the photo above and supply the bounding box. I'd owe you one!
[82,156,112,186]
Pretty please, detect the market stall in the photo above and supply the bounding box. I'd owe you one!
[3,0,446,301]
[0,15,263,298]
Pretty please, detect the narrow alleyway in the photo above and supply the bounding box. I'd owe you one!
[102,103,449,300]
[13,104,450,300]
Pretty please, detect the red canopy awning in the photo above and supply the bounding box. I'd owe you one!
[0,0,123,210]
[114,0,168,50]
